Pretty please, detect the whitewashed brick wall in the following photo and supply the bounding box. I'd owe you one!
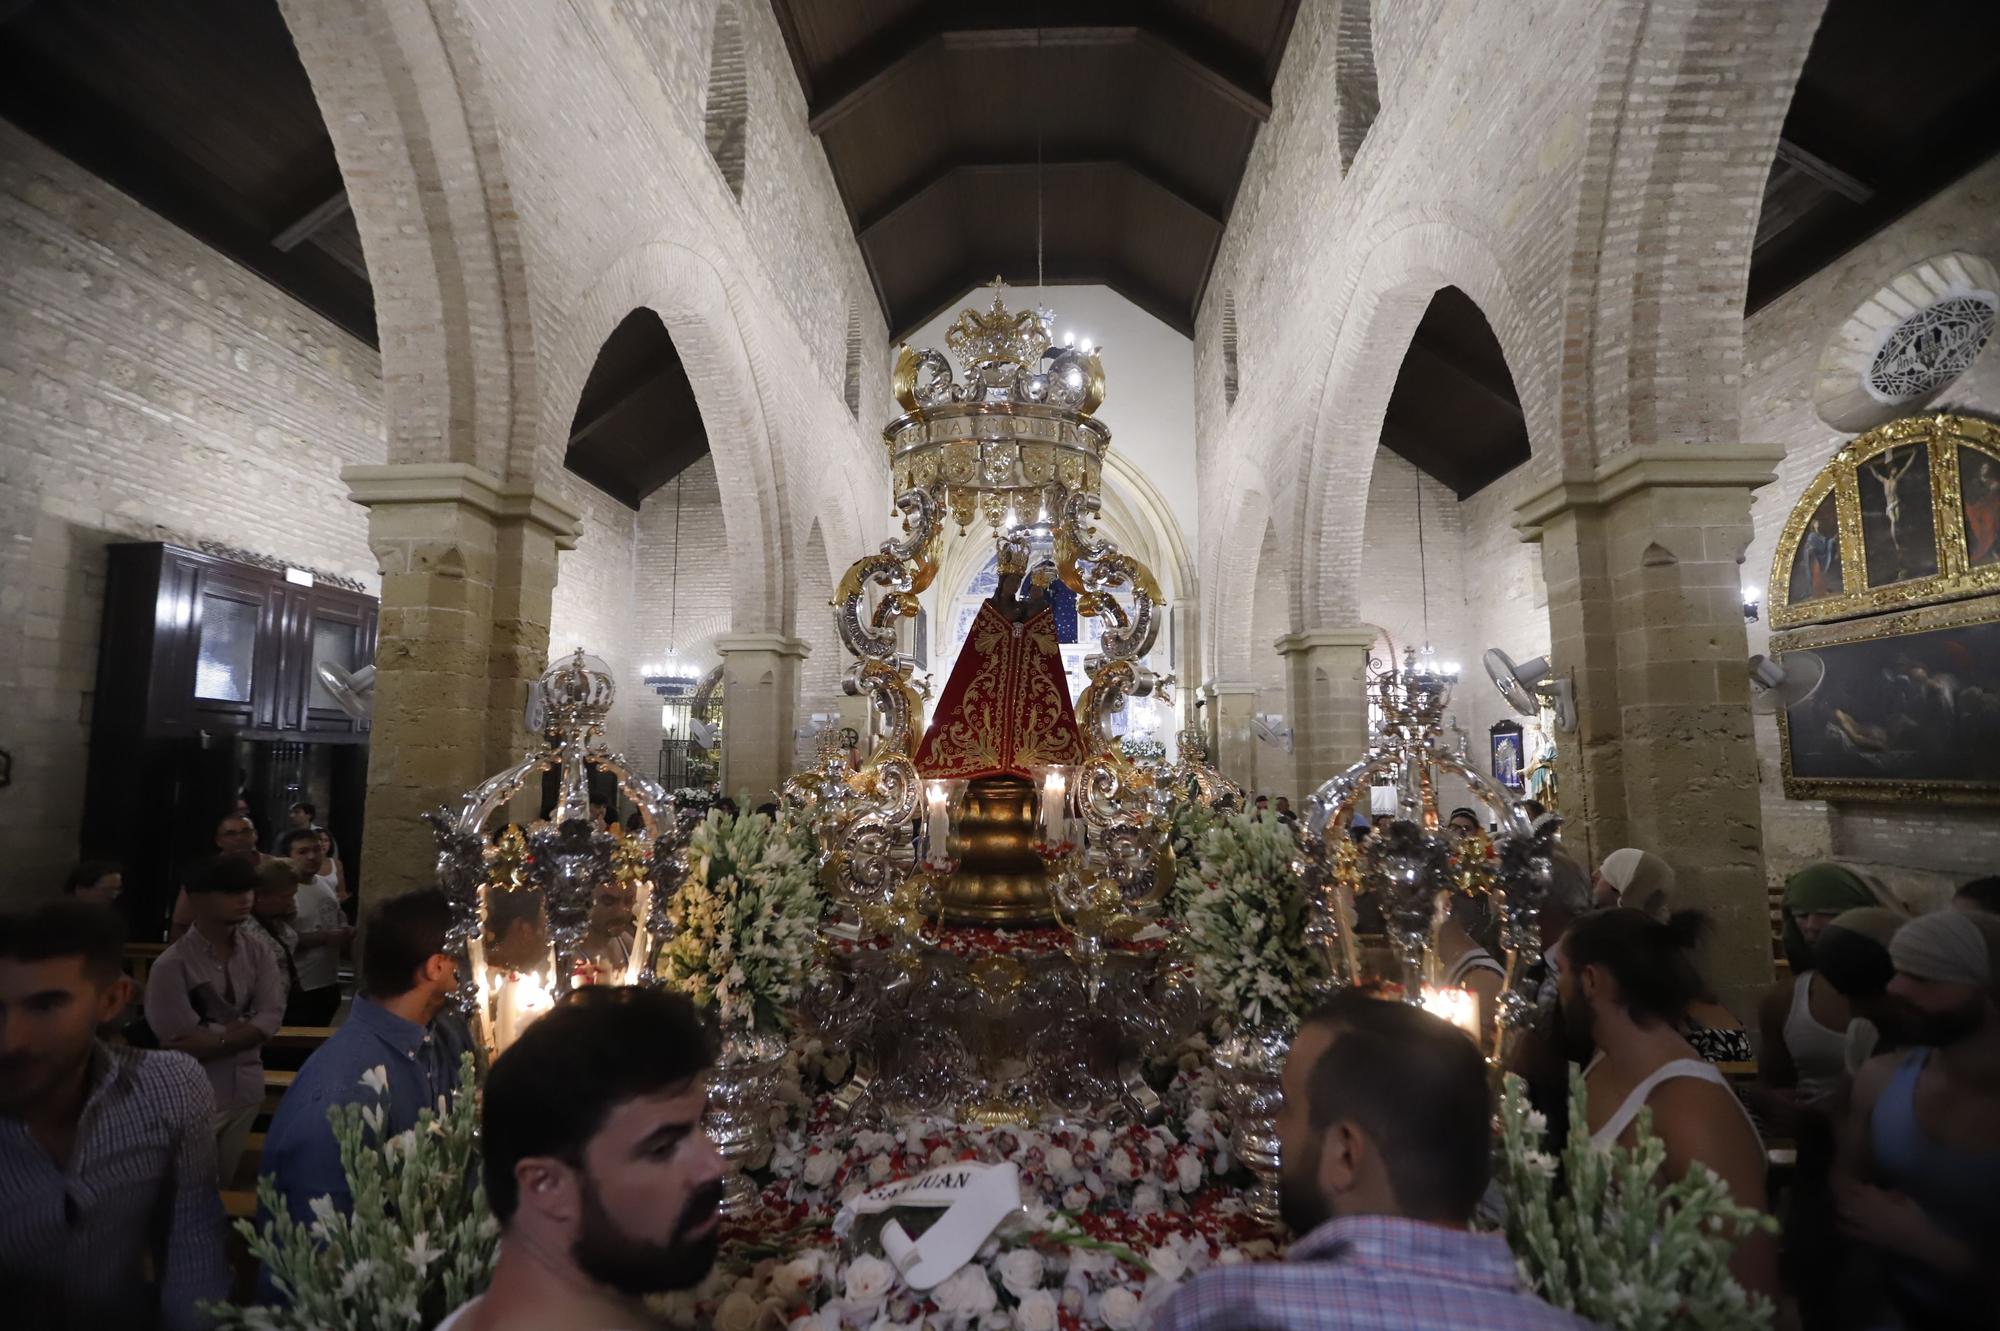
[0,125,386,900]
[1741,159,2000,897]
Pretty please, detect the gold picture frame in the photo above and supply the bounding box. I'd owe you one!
[1768,414,2000,630]
[1772,593,2000,805]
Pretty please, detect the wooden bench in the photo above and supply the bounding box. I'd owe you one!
[269,1025,336,1052]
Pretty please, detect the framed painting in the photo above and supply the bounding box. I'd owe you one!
[1490,720,1525,791]
[1774,595,2000,804]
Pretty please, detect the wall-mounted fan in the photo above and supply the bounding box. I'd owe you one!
[1483,649,1575,731]
[690,719,719,749]
[1252,713,1293,754]
[1749,652,1826,714]
[314,662,375,722]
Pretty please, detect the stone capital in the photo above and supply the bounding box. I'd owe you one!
[1512,444,1787,539]
[343,463,585,550]
[1274,627,1377,656]
[1201,680,1259,699]
[714,632,812,660]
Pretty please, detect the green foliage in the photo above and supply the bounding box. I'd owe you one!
[660,808,822,1034]
[205,1054,496,1331]
[1494,1068,1778,1330]
[1175,813,1325,1033]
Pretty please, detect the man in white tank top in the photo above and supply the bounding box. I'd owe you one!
[1556,909,1776,1302]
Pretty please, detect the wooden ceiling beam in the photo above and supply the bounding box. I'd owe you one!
[271,183,353,251]
[1773,135,1875,204]
[806,9,1271,135]
[854,157,1225,242]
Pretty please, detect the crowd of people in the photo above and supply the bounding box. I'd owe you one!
[2,799,1996,1329]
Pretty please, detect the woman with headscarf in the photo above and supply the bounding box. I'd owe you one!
[1756,863,1903,1130]
[1592,847,1675,913]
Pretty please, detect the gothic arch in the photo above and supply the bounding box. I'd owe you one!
[1563,0,1828,461]
[704,1,749,201]
[542,241,789,634]
[1291,214,1546,629]
[278,0,542,485]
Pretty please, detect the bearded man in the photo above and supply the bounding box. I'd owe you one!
[439,987,726,1331]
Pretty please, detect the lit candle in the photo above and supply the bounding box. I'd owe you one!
[1040,770,1068,846]
[1421,985,1481,1040]
[493,970,554,1052]
[925,782,950,863]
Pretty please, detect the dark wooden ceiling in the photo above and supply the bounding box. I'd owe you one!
[769,0,1304,339]
[0,0,374,344]
[6,1,1997,509]
[1380,287,1529,500]
[565,309,710,510]
[1750,0,2000,311]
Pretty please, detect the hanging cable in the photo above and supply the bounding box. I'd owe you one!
[1415,466,1430,646]
[1034,11,1045,297]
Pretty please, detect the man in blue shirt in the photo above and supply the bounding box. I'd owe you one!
[260,888,470,1225]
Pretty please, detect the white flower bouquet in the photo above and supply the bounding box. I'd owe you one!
[1494,1068,1778,1330]
[207,1054,496,1331]
[661,807,823,1034]
[1175,813,1326,1034]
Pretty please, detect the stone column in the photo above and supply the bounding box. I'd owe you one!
[1515,445,1783,1010]
[1276,627,1377,806]
[343,464,582,900]
[715,633,810,804]
[1201,682,1259,800]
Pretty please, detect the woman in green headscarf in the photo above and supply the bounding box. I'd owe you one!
[1755,863,1904,1130]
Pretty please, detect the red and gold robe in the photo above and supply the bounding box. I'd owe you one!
[914,602,1088,779]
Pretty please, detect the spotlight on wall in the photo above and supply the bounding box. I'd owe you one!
[1742,583,1763,622]
[1483,648,1576,732]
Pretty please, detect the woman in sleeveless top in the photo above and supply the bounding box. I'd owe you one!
[1558,908,1777,1300]
[1757,864,1904,1133]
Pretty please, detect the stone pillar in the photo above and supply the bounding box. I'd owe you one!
[1201,682,1259,800]
[1276,628,1376,806]
[344,464,582,901]
[1515,445,1783,1010]
[715,633,810,804]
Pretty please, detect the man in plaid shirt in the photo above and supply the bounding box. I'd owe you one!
[1156,992,1595,1331]
[0,901,230,1331]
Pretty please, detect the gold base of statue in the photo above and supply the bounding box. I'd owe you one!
[940,775,1054,925]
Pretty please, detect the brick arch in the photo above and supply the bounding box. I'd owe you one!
[542,241,788,634]
[1563,0,1827,461]
[1289,214,1547,630]
[278,0,541,485]
[1203,482,1281,684]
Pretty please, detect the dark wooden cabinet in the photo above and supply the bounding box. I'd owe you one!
[93,543,378,742]
[84,544,379,928]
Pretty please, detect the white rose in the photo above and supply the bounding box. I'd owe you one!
[1130,1183,1163,1216]
[770,1253,822,1301]
[932,1266,998,1319]
[790,1315,829,1331]
[715,1290,763,1331]
[867,1154,894,1182]
[1043,1146,1076,1181]
[1099,1287,1142,1331]
[802,1150,841,1189]
[1145,1246,1186,1284]
[1105,1148,1138,1182]
[995,1248,1045,1300]
[1012,1290,1059,1331]
[1062,1185,1091,1212]
[929,1144,953,1166]
[1175,1153,1202,1193]
[1089,1128,1112,1153]
[1216,1248,1246,1266]
[844,1254,896,1308]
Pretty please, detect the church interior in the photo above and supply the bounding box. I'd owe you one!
[4,1,2000,1327]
